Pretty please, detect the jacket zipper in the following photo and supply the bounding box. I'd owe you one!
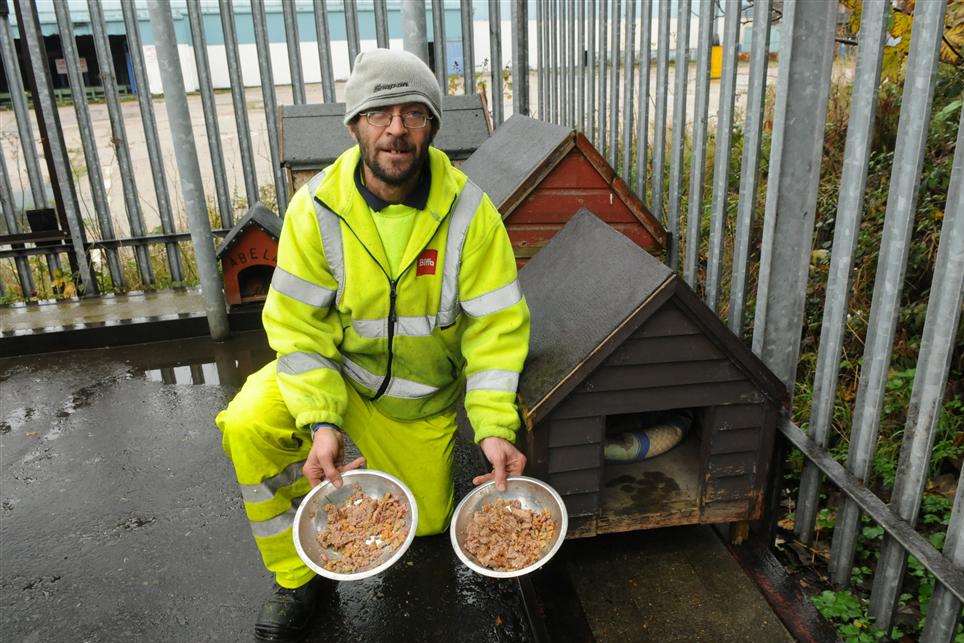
[316,192,459,401]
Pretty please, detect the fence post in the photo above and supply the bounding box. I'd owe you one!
[793,0,890,547]
[666,0,690,273]
[314,0,337,102]
[147,0,229,341]
[829,0,947,588]
[251,0,288,214]
[283,0,307,104]
[403,0,430,64]
[921,473,964,643]
[374,0,390,49]
[219,0,260,208]
[683,0,715,288]
[459,0,475,94]
[704,0,740,311]
[870,102,964,633]
[0,138,34,299]
[487,0,503,124]
[651,0,670,226]
[750,0,837,382]
[634,0,651,200]
[14,0,97,296]
[431,0,448,95]
[510,0,529,117]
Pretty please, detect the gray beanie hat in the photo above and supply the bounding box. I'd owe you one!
[342,49,443,126]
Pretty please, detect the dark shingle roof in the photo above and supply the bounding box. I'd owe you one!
[518,209,673,420]
[460,114,572,209]
[281,95,490,169]
[216,202,282,259]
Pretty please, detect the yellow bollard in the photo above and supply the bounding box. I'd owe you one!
[710,45,723,79]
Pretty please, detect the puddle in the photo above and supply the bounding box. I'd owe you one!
[127,331,274,388]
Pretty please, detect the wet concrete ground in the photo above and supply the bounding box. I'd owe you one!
[2,331,790,641]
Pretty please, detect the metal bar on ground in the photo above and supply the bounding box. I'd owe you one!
[704,0,739,309]
[635,0,652,198]
[922,474,964,642]
[779,419,964,604]
[620,0,636,177]
[314,0,337,102]
[576,0,584,131]
[251,0,289,213]
[403,0,430,63]
[147,0,229,341]
[597,0,608,150]
[0,4,45,210]
[374,0,390,49]
[53,0,125,290]
[0,136,35,298]
[220,0,260,207]
[283,0,307,104]
[344,0,361,68]
[121,0,184,284]
[829,0,948,588]
[431,0,448,95]
[489,0,503,125]
[21,0,95,294]
[750,0,837,382]
[793,0,887,546]
[460,0,475,94]
[652,0,670,225]
[871,101,964,633]
[187,0,234,228]
[683,0,713,287]
[728,0,772,336]
[608,0,622,168]
[666,0,690,272]
[587,0,596,139]
[511,0,529,117]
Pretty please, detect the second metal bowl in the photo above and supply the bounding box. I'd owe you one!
[450,476,568,578]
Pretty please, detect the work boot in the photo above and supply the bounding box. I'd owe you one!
[254,578,324,641]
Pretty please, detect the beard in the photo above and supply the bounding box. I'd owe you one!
[356,130,434,186]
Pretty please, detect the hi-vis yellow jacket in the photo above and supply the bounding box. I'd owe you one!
[262,146,531,444]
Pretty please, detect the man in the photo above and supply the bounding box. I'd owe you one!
[216,48,531,641]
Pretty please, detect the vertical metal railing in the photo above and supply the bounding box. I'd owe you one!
[619,0,636,178]
[586,0,596,140]
[460,0,475,94]
[828,0,947,587]
[634,0,650,199]
[220,0,259,207]
[683,0,714,288]
[344,0,361,67]
[666,0,690,272]
[651,0,670,224]
[431,0,447,95]
[488,0,503,126]
[373,0,389,49]
[283,0,306,105]
[596,0,608,150]
[251,0,288,213]
[704,0,740,311]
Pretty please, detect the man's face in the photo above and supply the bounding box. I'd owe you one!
[349,102,436,186]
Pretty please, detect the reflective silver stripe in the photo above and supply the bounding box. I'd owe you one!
[438,180,484,328]
[250,508,297,538]
[466,369,520,393]
[240,460,306,504]
[270,267,335,308]
[342,357,439,399]
[461,279,523,318]
[277,352,340,375]
[352,315,436,338]
[307,171,345,306]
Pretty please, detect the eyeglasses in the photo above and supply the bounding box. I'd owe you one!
[362,110,433,129]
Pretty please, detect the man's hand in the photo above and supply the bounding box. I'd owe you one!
[303,427,366,488]
[473,436,527,491]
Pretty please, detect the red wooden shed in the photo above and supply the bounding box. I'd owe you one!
[216,202,282,308]
[460,114,666,267]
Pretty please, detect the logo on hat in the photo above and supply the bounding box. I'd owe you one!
[373,82,410,93]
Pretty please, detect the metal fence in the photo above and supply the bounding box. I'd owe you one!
[1,0,962,638]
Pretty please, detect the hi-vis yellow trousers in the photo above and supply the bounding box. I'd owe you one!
[215,361,458,588]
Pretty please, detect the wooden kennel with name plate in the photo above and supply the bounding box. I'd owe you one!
[516,210,787,539]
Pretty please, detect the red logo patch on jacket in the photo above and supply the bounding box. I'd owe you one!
[416,249,438,276]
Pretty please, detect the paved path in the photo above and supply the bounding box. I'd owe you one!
[1,331,791,641]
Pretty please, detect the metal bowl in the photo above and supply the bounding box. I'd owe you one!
[292,469,418,581]
[450,476,568,578]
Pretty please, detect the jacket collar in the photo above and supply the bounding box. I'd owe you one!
[315,146,467,277]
